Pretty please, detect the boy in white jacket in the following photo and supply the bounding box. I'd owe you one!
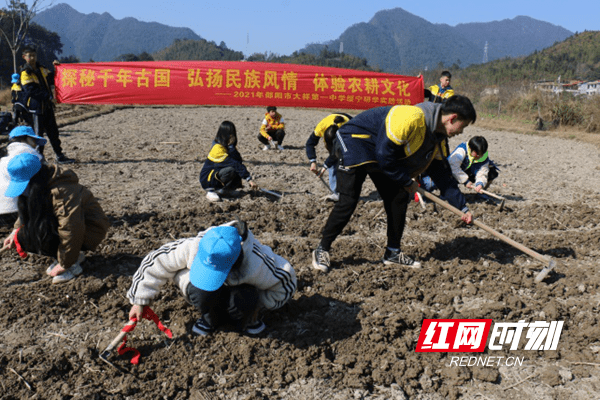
[127,220,296,335]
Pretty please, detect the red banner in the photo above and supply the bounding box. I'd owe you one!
[55,61,423,110]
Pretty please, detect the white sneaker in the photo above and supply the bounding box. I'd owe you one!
[206,191,221,202]
[325,193,340,202]
[277,144,285,150]
[262,145,270,151]
[52,270,76,284]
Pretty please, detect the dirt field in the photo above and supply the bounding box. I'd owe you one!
[1,105,600,399]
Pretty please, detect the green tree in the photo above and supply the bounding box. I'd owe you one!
[0,0,51,72]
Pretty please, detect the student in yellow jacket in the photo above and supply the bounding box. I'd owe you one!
[428,71,455,103]
[3,153,109,284]
[306,113,352,201]
[258,106,286,150]
[312,96,476,273]
[20,46,74,163]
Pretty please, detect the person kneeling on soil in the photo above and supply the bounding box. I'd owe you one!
[258,106,285,150]
[2,153,110,284]
[200,121,258,202]
[419,135,499,195]
[127,220,297,336]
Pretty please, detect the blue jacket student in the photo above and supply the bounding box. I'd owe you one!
[200,143,251,189]
[336,103,467,212]
[448,141,498,190]
[312,96,477,273]
[306,113,352,199]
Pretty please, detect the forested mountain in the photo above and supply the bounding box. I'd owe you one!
[301,8,573,73]
[33,3,202,62]
[456,30,600,85]
[32,4,575,76]
[151,39,376,72]
[153,39,244,61]
[247,47,378,71]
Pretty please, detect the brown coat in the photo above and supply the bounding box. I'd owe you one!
[15,165,110,268]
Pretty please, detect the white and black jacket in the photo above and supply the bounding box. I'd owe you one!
[127,221,296,311]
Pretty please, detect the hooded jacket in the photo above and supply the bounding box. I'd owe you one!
[14,165,110,268]
[127,221,297,311]
[336,103,467,212]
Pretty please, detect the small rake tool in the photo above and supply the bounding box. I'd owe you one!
[99,320,136,369]
[477,188,506,211]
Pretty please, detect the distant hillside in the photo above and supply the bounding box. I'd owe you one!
[247,47,379,71]
[300,8,573,74]
[153,39,244,61]
[454,16,575,60]
[457,30,600,86]
[33,3,202,61]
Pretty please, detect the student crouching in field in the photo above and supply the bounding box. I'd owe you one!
[0,126,45,226]
[127,220,297,336]
[200,121,258,202]
[420,136,499,195]
[258,106,286,150]
[3,153,109,284]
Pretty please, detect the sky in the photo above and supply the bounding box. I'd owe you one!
[35,0,599,57]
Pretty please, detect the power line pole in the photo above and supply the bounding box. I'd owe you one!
[483,41,488,64]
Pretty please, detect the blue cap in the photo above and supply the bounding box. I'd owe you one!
[189,226,242,291]
[5,153,42,198]
[9,126,47,147]
[11,73,19,84]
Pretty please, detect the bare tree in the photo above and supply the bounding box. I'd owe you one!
[0,0,52,73]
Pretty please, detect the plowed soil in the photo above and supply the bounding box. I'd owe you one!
[1,105,600,399]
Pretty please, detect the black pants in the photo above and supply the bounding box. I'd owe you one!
[187,283,259,330]
[257,129,285,145]
[0,212,18,227]
[319,164,409,251]
[32,106,63,157]
[215,167,243,191]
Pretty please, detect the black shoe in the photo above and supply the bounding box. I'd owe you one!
[56,154,75,164]
[382,249,422,268]
[312,246,330,272]
[192,317,214,336]
[244,320,266,335]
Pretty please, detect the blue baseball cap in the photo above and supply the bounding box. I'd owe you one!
[189,226,242,291]
[9,126,47,147]
[11,73,19,84]
[5,153,41,198]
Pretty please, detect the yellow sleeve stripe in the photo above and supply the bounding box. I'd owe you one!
[207,144,228,163]
[20,71,38,85]
[385,106,427,156]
